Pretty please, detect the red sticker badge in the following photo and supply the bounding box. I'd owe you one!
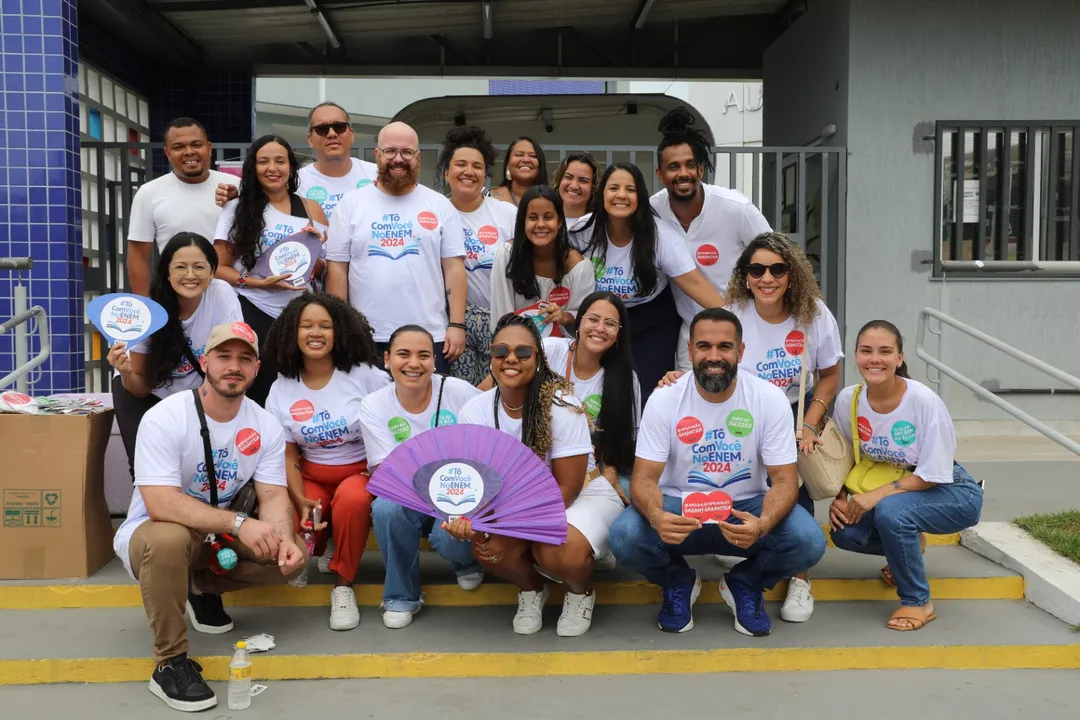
[857,416,873,442]
[236,428,262,456]
[547,286,571,306]
[1,392,32,406]
[696,244,719,266]
[232,322,257,344]
[290,400,315,423]
[477,225,499,245]
[784,330,805,356]
[417,211,439,231]
[676,416,704,444]
[682,491,733,523]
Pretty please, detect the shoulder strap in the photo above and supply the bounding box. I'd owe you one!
[290,193,309,220]
[183,345,205,379]
[432,375,447,428]
[565,341,574,381]
[850,384,863,463]
[795,340,809,440]
[191,389,219,507]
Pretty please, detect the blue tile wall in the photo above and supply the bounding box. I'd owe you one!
[0,0,83,393]
[489,80,607,96]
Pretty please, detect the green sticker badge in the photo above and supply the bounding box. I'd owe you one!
[357,178,373,188]
[430,409,458,428]
[306,186,328,204]
[583,394,602,419]
[591,256,606,281]
[891,420,916,447]
[726,409,754,437]
[388,417,412,443]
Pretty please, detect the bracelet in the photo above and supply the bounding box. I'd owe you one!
[448,322,466,330]
[812,398,829,413]
[802,423,820,437]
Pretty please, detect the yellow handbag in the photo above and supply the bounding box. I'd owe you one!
[842,384,910,495]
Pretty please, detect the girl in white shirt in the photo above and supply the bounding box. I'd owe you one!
[107,232,242,481]
[489,185,595,338]
[263,293,390,631]
[213,134,329,406]
[830,320,983,632]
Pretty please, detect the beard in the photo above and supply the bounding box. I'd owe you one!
[668,178,700,203]
[207,369,250,399]
[693,359,737,394]
[378,161,419,194]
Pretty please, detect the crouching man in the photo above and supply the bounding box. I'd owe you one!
[112,321,307,712]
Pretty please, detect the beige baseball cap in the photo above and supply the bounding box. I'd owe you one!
[204,321,260,357]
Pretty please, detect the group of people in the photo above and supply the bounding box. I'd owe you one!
[110,103,984,713]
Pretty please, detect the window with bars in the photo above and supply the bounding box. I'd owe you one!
[933,122,1078,274]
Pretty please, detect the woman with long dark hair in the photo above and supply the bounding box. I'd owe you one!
[489,185,595,339]
[213,134,329,405]
[579,162,722,400]
[263,293,389,631]
[447,313,624,637]
[107,232,242,479]
[489,136,547,206]
[434,125,518,385]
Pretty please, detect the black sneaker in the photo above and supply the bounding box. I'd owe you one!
[186,592,234,634]
[149,653,217,712]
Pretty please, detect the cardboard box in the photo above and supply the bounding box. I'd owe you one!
[0,409,116,579]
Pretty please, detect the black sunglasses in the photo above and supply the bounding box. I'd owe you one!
[489,344,536,360]
[746,262,789,279]
[310,122,350,137]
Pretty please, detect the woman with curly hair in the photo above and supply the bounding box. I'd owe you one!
[489,136,548,206]
[214,134,329,405]
[263,293,390,631]
[447,313,624,637]
[434,126,518,384]
[107,232,242,480]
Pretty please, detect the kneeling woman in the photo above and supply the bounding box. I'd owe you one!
[829,320,983,631]
[449,313,624,637]
[264,293,390,631]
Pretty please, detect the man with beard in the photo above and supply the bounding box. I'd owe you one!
[127,117,238,296]
[112,321,306,712]
[325,121,467,373]
[609,307,826,637]
[649,108,773,371]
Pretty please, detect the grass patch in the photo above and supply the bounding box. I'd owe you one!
[1014,511,1080,566]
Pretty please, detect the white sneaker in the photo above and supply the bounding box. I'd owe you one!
[329,586,360,631]
[381,596,424,629]
[780,577,814,623]
[318,539,334,574]
[512,586,549,635]
[593,551,617,572]
[556,590,595,637]
[456,569,484,591]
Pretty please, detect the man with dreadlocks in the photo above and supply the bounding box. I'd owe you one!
[446,313,624,637]
[650,107,773,373]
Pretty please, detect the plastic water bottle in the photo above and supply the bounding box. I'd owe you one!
[228,640,252,710]
[290,501,321,588]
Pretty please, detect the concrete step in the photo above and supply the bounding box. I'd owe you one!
[0,600,1076,685]
[0,545,1021,610]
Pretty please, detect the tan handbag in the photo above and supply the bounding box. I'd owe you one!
[794,331,855,501]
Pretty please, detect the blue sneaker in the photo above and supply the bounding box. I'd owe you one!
[657,573,702,633]
[719,572,771,637]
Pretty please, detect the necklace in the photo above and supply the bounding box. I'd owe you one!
[501,399,524,412]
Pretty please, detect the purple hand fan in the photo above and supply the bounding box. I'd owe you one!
[253,231,323,287]
[367,424,568,545]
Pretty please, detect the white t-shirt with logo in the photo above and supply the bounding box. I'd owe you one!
[460,197,518,309]
[265,364,391,466]
[458,388,594,467]
[651,184,772,324]
[298,158,378,220]
[584,224,697,308]
[635,370,796,502]
[113,391,287,578]
[832,378,957,484]
[326,184,467,342]
[730,298,844,404]
[128,279,243,400]
[567,214,593,251]
[488,242,596,336]
[358,375,481,468]
[215,199,327,318]
[128,170,239,252]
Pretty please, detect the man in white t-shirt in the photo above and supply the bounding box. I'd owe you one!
[325,121,467,374]
[608,307,825,638]
[126,117,238,296]
[649,108,773,371]
[298,101,378,220]
[112,322,306,713]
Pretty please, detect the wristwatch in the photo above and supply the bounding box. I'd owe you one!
[232,512,248,536]
[236,272,249,288]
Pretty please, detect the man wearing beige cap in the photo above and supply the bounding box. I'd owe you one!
[113,321,307,713]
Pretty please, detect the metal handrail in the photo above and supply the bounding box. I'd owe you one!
[0,306,50,391]
[916,307,1080,457]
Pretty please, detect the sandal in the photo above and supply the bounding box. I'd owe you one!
[880,532,927,587]
[887,605,936,631]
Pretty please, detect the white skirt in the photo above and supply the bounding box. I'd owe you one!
[565,476,625,556]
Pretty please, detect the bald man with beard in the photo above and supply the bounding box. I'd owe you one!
[325,122,467,372]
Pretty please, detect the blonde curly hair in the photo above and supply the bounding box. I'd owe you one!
[726,232,821,329]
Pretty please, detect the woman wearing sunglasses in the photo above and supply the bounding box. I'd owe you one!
[447,313,624,637]
[489,185,596,340]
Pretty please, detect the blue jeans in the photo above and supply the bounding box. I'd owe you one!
[830,462,983,607]
[609,493,827,592]
[371,497,481,612]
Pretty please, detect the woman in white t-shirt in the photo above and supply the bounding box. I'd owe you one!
[830,320,983,632]
[360,325,484,630]
[446,313,624,637]
[577,163,723,402]
[263,293,390,631]
[433,126,518,385]
[554,152,599,245]
[489,185,595,339]
[107,232,242,481]
[214,134,329,406]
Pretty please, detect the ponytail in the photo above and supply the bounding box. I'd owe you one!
[896,360,911,379]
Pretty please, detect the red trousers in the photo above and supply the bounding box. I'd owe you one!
[294,458,372,581]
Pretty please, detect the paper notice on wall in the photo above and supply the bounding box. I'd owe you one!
[963,180,980,223]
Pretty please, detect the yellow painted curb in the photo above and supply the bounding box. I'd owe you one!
[2,644,1078,686]
[0,576,1023,610]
